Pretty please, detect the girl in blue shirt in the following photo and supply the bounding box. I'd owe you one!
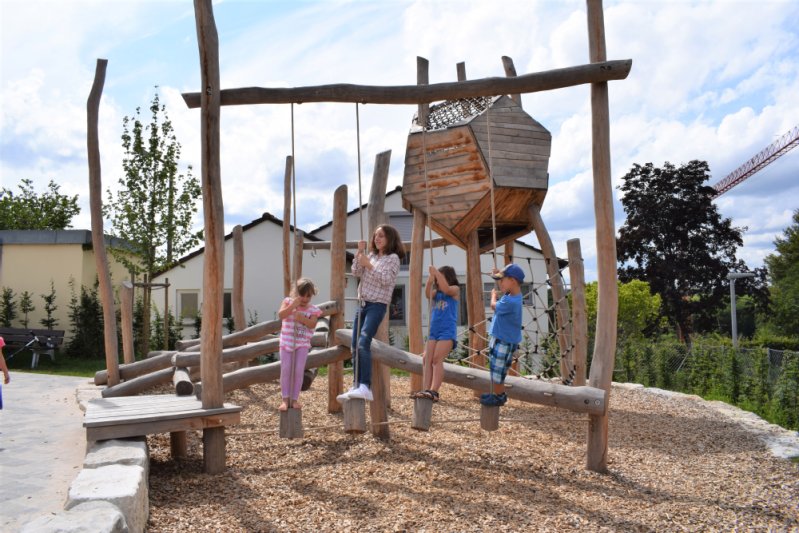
[413,265,459,402]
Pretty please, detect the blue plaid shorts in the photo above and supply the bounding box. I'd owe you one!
[488,338,518,385]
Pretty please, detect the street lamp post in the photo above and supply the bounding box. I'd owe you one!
[727,272,755,349]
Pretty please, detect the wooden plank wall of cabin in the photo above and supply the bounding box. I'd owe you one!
[469,96,551,190]
[402,126,490,248]
[451,187,540,246]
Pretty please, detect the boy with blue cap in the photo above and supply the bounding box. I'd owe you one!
[481,263,525,407]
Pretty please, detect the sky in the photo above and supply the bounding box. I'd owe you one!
[1,0,798,282]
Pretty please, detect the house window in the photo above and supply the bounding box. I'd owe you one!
[178,291,199,322]
[389,286,406,324]
[389,213,413,271]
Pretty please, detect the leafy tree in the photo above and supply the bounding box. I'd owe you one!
[65,278,105,358]
[104,91,202,355]
[584,279,662,347]
[0,287,17,327]
[764,209,799,337]
[617,160,745,345]
[40,280,59,329]
[19,291,35,328]
[0,179,80,230]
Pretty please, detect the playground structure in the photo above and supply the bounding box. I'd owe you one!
[86,0,626,475]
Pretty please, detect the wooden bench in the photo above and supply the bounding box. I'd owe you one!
[0,327,65,369]
[83,395,242,459]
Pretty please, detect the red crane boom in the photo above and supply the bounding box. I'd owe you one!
[712,125,799,198]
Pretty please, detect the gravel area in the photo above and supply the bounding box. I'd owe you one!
[147,376,798,532]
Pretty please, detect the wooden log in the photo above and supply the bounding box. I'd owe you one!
[567,239,588,386]
[232,225,245,332]
[480,405,500,431]
[529,204,573,381]
[343,398,366,434]
[303,238,447,251]
[220,345,349,394]
[87,57,120,387]
[120,281,135,365]
[328,185,347,413]
[174,367,194,396]
[283,155,293,297]
[181,59,633,107]
[408,209,426,393]
[172,331,327,368]
[279,408,304,439]
[411,397,433,431]
[586,0,619,474]
[456,61,466,82]
[466,232,486,397]
[293,230,303,284]
[94,351,175,385]
[501,56,522,107]
[335,329,606,415]
[170,431,187,458]
[101,367,175,398]
[176,300,339,350]
[367,150,392,438]
[194,0,225,475]
[417,56,429,128]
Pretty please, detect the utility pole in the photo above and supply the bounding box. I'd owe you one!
[727,272,754,349]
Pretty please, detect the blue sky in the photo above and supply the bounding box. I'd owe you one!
[2,0,798,282]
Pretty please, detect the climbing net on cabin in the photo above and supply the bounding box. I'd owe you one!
[443,256,578,386]
[419,95,495,131]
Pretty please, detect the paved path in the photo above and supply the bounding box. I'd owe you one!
[0,372,90,532]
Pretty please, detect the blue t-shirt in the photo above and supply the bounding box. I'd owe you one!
[429,291,458,341]
[489,292,522,344]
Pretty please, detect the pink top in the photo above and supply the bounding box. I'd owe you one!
[279,299,322,350]
[0,336,5,349]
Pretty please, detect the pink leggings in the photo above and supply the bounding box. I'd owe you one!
[280,346,309,400]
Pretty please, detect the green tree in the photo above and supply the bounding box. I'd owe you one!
[104,91,202,355]
[65,278,105,359]
[0,179,80,230]
[0,287,18,327]
[19,290,35,328]
[764,209,799,337]
[40,280,59,329]
[617,160,745,345]
[585,279,662,346]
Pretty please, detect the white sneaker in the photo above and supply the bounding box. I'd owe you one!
[336,387,358,403]
[349,384,373,401]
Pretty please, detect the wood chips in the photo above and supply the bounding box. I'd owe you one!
[146,376,798,532]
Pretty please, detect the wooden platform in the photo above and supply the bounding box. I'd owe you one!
[83,395,241,441]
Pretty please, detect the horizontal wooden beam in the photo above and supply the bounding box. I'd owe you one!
[335,329,606,415]
[172,331,327,367]
[182,60,632,108]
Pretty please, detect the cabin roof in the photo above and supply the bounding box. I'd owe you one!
[413,96,497,131]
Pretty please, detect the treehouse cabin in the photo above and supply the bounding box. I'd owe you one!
[402,95,551,252]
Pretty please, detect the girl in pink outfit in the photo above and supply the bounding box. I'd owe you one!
[277,278,322,411]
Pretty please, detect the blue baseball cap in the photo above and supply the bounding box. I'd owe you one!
[492,263,525,283]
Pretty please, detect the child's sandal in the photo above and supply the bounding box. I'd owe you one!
[428,390,440,403]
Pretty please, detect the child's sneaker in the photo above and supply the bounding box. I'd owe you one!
[349,384,373,401]
[336,386,358,403]
[496,392,507,406]
[480,393,507,407]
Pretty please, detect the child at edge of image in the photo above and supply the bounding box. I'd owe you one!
[481,263,525,407]
[411,264,460,402]
[337,224,404,403]
[0,336,10,409]
[277,278,322,411]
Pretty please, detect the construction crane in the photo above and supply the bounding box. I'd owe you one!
[711,124,799,198]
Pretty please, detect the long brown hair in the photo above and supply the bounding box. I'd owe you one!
[371,224,406,260]
[437,265,458,287]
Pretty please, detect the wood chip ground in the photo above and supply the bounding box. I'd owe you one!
[146,376,798,532]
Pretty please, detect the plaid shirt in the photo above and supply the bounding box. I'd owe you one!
[352,252,400,305]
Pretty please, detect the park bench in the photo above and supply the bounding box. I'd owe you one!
[0,327,66,369]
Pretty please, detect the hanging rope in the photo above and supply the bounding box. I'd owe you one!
[353,103,364,387]
[486,98,499,272]
[288,103,299,408]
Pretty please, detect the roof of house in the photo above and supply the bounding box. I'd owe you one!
[0,229,133,250]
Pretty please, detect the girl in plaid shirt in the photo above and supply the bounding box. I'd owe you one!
[338,224,405,402]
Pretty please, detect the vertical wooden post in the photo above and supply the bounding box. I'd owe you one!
[232,225,245,331]
[411,57,429,395]
[293,231,304,283]
[529,205,573,380]
[501,56,522,107]
[282,156,293,296]
[170,431,188,458]
[163,277,170,351]
[367,150,392,439]
[328,185,347,413]
[567,239,588,386]
[193,0,226,474]
[120,280,135,365]
[456,61,467,82]
[466,232,486,397]
[586,0,619,473]
[87,57,120,387]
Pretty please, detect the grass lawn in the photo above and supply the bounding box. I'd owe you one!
[4,348,106,378]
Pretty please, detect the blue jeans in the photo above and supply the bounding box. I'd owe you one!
[351,301,387,388]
